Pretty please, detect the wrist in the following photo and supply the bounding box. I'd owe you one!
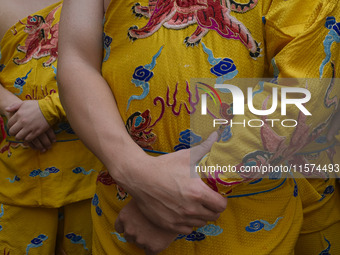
[0,88,22,116]
[106,140,151,186]
[0,99,22,118]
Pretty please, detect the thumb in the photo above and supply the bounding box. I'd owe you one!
[5,102,23,113]
[190,131,220,164]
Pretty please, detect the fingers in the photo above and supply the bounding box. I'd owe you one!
[181,219,206,228]
[115,218,135,244]
[191,205,222,222]
[7,114,18,131]
[115,199,177,255]
[8,113,56,149]
[9,123,30,140]
[30,138,46,152]
[36,133,53,150]
[190,131,219,163]
[6,100,51,141]
[114,218,124,234]
[5,102,23,113]
[168,225,192,235]
[199,184,227,213]
[124,234,136,244]
[27,142,38,150]
[144,207,205,234]
[172,204,218,229]
[10,124,53,150]
[166,204,223,234]
[137,201,191,235]
[29,134,55,152]
[46,128,57,143]
[179,179,226,216]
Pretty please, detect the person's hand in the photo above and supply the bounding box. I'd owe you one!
[115,199,178,255]
[1,98,22,121]
[114,131,227,235]
[327,109,340,141]
[23,128,57,152]
[6,101,56,152]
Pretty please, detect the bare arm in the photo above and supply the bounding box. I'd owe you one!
[58,0,145,181]
[58,0,226,234]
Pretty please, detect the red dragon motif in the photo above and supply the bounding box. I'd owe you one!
[203,69,340,192]
[97,171,115,186]
[129,0,260,58]
[97,171,128,200]
[0,141,27,157]
[13,5,61,67]
[125,109,157,149]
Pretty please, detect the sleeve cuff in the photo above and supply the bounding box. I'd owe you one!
[38,93,66,127]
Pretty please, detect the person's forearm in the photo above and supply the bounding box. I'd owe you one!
[58,60,146,183]
[58,0,146,186]
[58,1,227,235]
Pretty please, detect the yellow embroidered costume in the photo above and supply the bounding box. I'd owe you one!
[93,0,340,254]
[0,2,102,254]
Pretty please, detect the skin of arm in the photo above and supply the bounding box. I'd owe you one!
[58,0,227,235]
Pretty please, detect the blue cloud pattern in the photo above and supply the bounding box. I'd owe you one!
[29,167,59,178]
[26,234,48,255]
[175,224,223,242]
[174,129,202,151]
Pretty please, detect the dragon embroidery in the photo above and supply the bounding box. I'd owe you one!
[125,110,157,149]
[235,72,339,181]
[0,142,27,158]
[13,5,60,67]
[129,0,260,58]
[204,67,339,193]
